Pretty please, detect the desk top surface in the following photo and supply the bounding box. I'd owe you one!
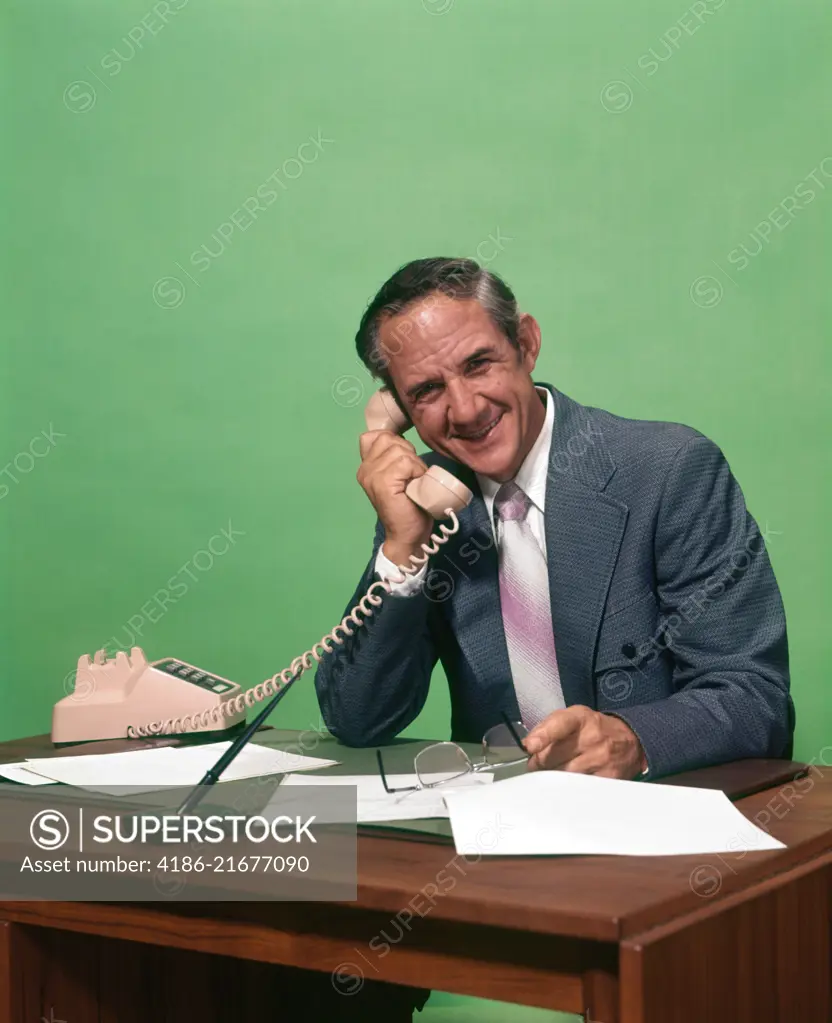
[1,730,828,942]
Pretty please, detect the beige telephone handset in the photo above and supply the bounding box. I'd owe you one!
[363,388,473,517]
[51,389,473,743]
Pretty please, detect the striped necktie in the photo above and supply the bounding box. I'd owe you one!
[494,480,565,727]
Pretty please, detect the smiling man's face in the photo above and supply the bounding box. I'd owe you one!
[379,294,546,482]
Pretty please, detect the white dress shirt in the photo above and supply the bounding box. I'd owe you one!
[375,386,555,595]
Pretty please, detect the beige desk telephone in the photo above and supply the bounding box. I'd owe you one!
[52,389,473,744]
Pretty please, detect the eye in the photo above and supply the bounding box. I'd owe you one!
[466,357,490,372]
[413,382,441,403]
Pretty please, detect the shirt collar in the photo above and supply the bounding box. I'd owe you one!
[476,386,554,513]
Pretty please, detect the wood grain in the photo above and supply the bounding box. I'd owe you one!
[0,902,590,1011]
[619,852,832,1023]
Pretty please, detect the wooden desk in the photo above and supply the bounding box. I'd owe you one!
[0,732,830,1022]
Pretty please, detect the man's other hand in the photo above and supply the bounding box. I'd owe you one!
[523,706,647,779]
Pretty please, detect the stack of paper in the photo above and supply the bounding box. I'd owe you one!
[0,763,56,785]
[0,743,338,795]
[442,771,786,856]
[280,772,493,822]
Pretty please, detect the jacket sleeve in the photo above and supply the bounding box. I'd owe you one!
[313,519,439,746]
[611,435,793,779]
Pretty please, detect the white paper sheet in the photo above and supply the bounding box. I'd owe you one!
[442,771,786,857]
[0,762,59,785]
[21,743,338,794]
[280,772,493,822]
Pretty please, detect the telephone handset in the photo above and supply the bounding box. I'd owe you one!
[51,389,473,743]
[363,388,473,517]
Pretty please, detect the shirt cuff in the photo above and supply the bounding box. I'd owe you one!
[374,547,427,597]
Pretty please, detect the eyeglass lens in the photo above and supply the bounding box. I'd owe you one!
[414,742,472,788]
[482,721,529,764]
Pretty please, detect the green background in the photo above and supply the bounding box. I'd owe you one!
[3,0,830,1018]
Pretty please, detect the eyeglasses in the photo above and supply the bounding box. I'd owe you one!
[376,713,530,794]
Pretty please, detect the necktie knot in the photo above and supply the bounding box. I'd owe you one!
[494,481,530,522]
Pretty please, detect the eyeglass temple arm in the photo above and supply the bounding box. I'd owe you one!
[375,749,418,794]
[500,712,530,755]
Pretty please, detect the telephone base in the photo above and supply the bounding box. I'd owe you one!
[52,719,249,751]
[52,649,248,744]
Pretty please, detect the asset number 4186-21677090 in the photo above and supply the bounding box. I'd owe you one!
[154,855,311,873]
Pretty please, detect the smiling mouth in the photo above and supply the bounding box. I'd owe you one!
[455,413,504,443]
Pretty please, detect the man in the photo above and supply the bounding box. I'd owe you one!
[316,256,793,780]
[310,256,792,1020]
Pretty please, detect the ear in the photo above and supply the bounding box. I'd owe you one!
[516,313,542,371]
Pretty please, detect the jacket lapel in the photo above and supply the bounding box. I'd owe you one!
[541,385,629,708]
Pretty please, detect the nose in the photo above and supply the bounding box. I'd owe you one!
[446,379,490,433]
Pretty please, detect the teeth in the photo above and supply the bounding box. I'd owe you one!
[465,417,500,440]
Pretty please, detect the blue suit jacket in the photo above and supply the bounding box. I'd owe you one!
[314,384,793,778]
